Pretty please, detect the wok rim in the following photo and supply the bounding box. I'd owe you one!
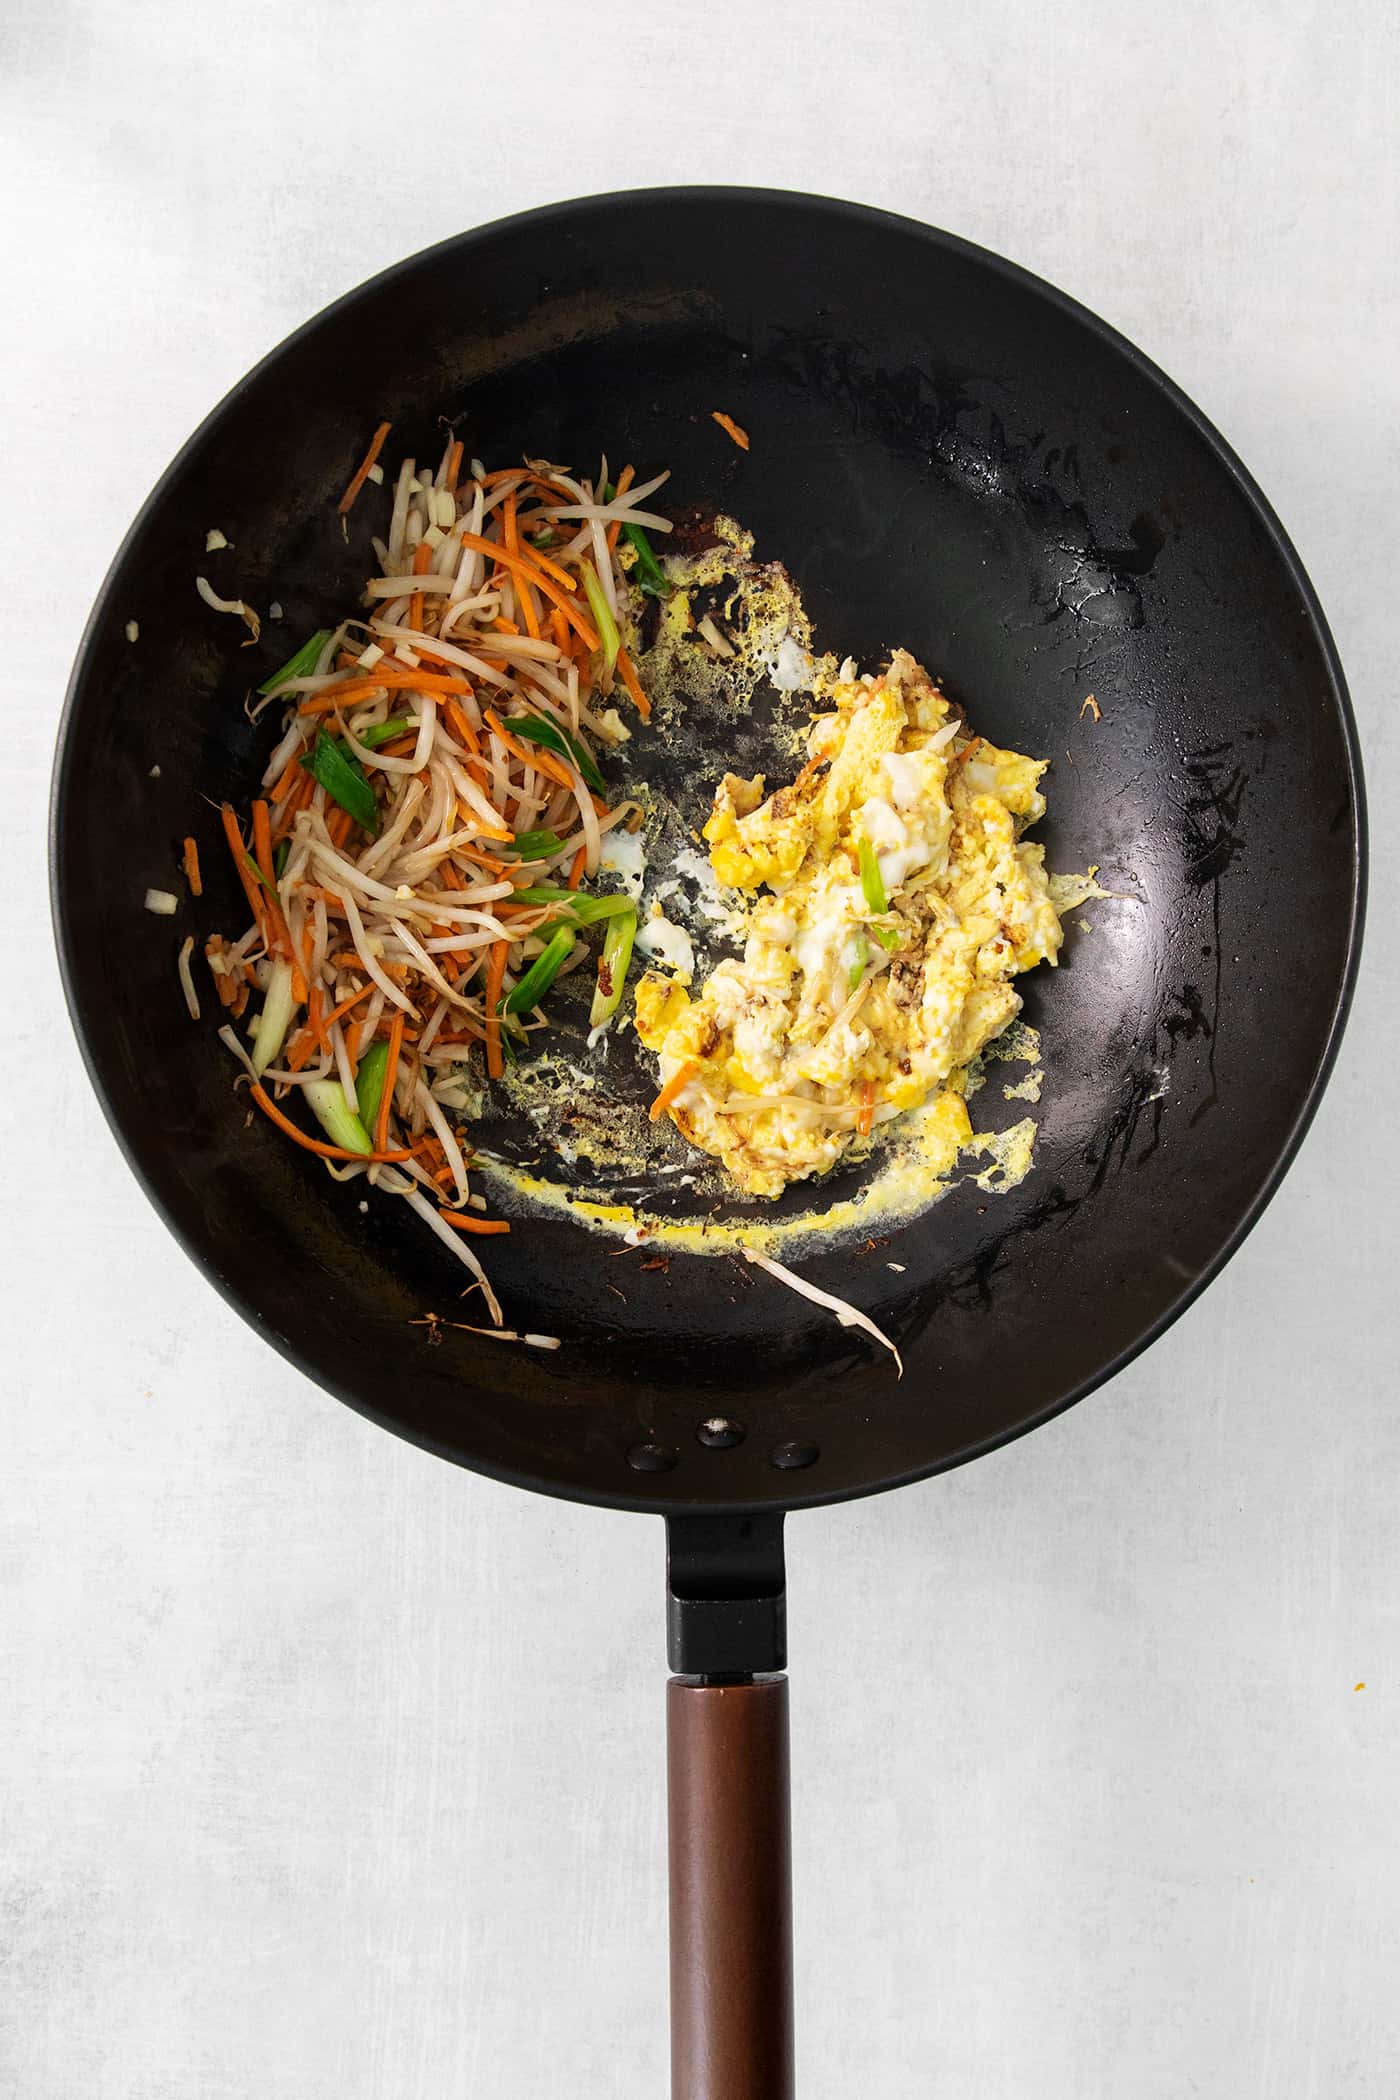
[49,185,1368,1517]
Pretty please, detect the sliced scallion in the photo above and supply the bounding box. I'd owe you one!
[580,559,621,676]
[503,926,576,1015]
[605,482,672,597]
[358,715,414,749]
[303,1078,373,1155]
[300,729,379,836]
[354,1039,391,1135]
[251,955,297,1077]
[847,930,868,991]
[258,628,333,697]
[510,713,606,795]
[858,838,900,951]
[504,828,565,861]
[590,907,637,1027]
[511,886,635,924]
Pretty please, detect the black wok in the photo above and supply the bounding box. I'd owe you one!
[52,190,1365,2097]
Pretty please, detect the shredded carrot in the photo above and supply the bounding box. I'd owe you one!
[272,769,315,839]
[482,708,576,792]
[375,1011,404,1153]
[408,537,433,631]
[455,841,509,874]
[307,981,329,1056]
[444,440,464,495]
[650,1060,700,1121]
[857,1080,876,1137]
[549,606,570,656]
[454,532,599,648]
[284,1025,318,1073]
[181,836,203,896]
[503,491,542,640]
[437,1211,511,1234]
[617,647,651,722]
[711,411,750,451]
[446,697,481,755]
[606,463,636,554]
[326,983,373,1028]
[337,420,392,515]
[220,803,271,943]
[268,745,304,804]
[326,807,354,849]
[251,800,276,887]
[249,1083,410,1162]
[297,669,473,715]
[567,846,586,890]
[484,940,508,1080]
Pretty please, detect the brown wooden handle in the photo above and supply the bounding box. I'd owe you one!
[667,1675,794,2100]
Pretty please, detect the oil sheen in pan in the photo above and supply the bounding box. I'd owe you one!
[470,517,1117,1261]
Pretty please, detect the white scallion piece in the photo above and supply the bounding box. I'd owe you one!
[125,620,139,643]
[144,887,179,915]
[740,1246,904,1377]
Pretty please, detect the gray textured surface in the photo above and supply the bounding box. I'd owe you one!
[5,2,1397,2093]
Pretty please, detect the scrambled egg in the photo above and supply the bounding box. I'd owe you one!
[634,650,1064,1198]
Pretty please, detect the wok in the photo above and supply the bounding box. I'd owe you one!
[52,190,1365,2097]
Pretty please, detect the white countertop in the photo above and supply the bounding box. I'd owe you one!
[6,3,1397,2093]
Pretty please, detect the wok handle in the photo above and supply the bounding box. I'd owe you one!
[667,1674,794,2100]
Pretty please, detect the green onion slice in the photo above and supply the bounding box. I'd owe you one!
[604,482,672,598]
[300,729,379,836]
[258,629,333,697]
[590,908,638,1028]
[580,560,621,676]
[509,713,606,795]
[303,1078,374,1155]
[511,885,635,925]
[503,926,577,1015]
[354,1039,391,1136]
[357,715,414,749]
[503,828,565,861]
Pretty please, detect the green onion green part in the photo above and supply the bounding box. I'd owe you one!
[357,715,414,749]
[858,837,888,916]
[510,713,606,795]
[354,1039,391,1136]
[273,839,290,879]
[580,560,621,676]
[511,886,636,925]
[503,926,576,1016]
[302,1078,374,1156]
[258,629,333,697]
[590,907,638,1028]
[300,729,379,836]
[243,850,279,900]
[504,828,565,861]
[605,482,672,598]
[857,837,900,951]
[847,930,868,991]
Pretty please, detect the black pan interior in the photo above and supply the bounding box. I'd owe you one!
[52,190,1364,1513]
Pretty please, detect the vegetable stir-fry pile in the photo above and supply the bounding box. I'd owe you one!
[203,438,670,1327]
